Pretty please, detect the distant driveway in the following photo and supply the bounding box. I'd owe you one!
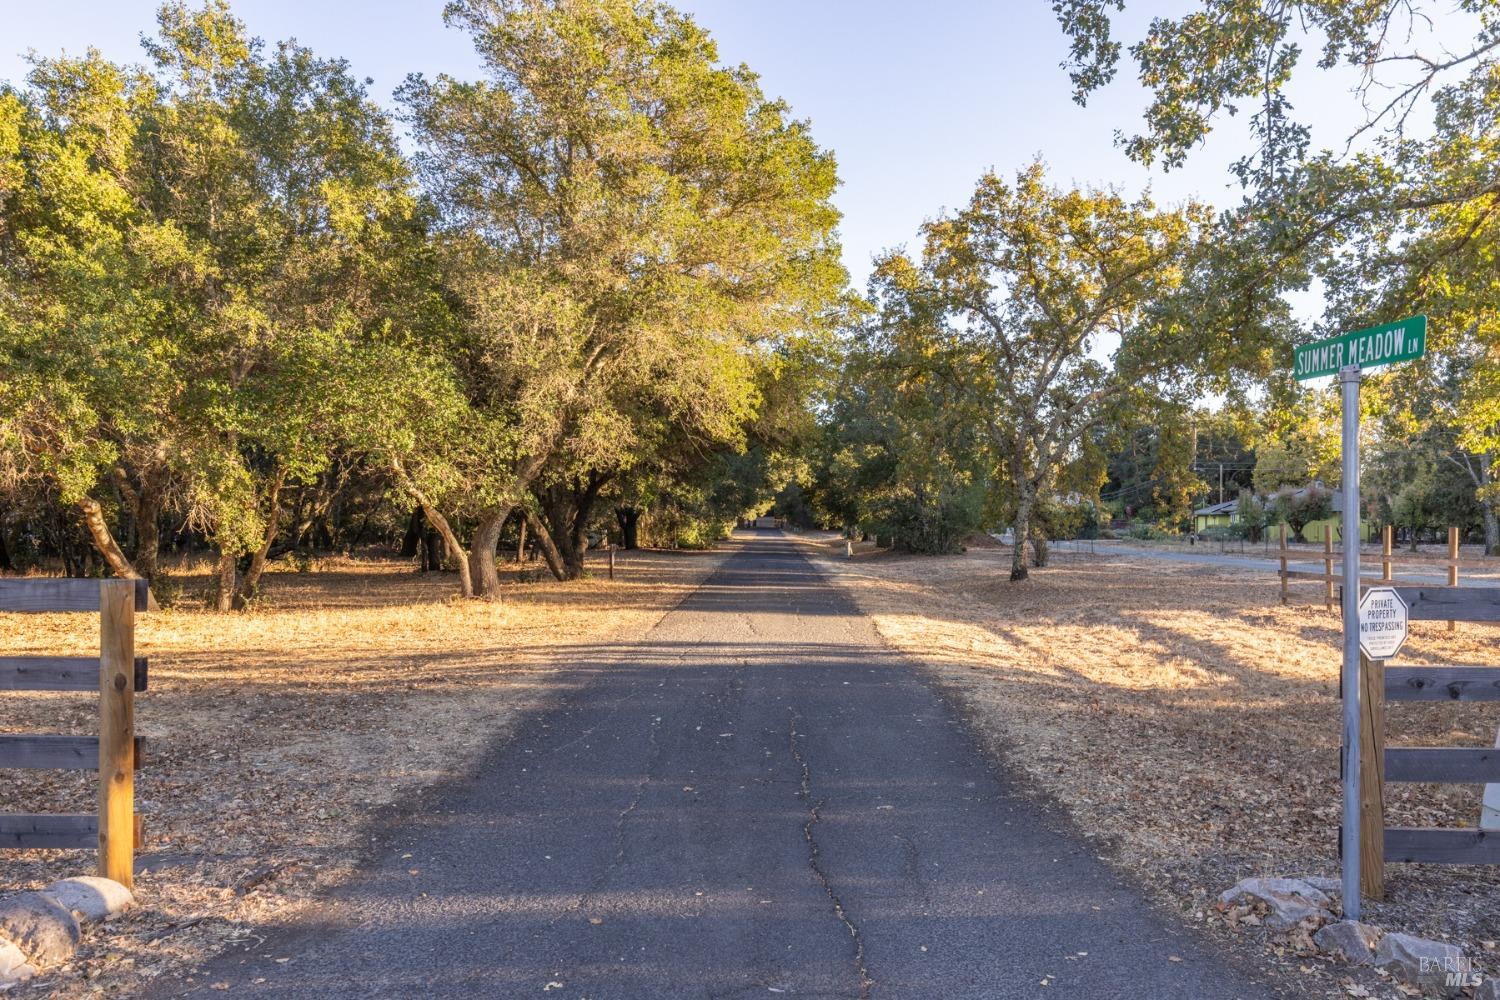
[1090,542,1500,589]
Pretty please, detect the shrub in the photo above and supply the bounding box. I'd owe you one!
[872,482,985,555]
[1234,490,1268,543]
[1036,498,1100,540]
[674,518,732,549]
[1268,485,1333,539]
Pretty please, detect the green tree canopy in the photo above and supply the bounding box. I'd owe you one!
[396,0,845,588]
[870,163,1215,577]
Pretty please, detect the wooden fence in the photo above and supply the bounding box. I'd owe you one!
[1281,525,1464,630]
[1357,586,1500,900]
[0,578,149,888]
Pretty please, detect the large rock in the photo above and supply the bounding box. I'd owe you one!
[1313,920,1381,965]
[42,876,133,925]
[1298,875,1342,899]
[0,893,79,967]
[1373,932,1468,997]
[0,938,36,991]
[1473,978,1500,1000]
[1218,877,1336,931]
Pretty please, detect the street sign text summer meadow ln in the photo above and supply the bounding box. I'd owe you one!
[1293,315,1427,381]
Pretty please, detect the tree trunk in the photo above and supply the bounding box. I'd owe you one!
[125,466,168,580]
[421,503,472,597]
[1010,489,1036,582]
[567,490,603,578]
[1031,529,1049,568]
[1483,456,1500,557]
[532,474,608,580]
[564,529,586,578]
[389,459,473,597]
[214,547,238,612]
[533,490,579,580]
[133,492,163,580]
[78,498,143,579]
[400,508,424,558]
[234,468,286,610]
[467,506,512,600]
[616,507,641,550]
[526,509,567,581]
[516,516,528,563]
[426,528,446,570]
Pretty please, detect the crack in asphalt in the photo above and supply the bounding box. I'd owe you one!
[554,711,664,923]
[789,710,874,1000]
[612,712,664,869]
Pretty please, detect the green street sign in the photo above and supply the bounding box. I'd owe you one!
[1293,315,1427,381]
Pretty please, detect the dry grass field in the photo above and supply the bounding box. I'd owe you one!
[808,537,1500,985]
[1,547,726,998]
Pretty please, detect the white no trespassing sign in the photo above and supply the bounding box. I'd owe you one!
[1358,587,1409,660]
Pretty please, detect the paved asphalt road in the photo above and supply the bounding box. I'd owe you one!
[148,532,1282,999]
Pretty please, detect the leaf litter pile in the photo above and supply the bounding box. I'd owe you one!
[1,547,726,998]
[812,538,1500,997]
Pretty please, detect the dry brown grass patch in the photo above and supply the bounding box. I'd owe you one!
[810,543,1500,971]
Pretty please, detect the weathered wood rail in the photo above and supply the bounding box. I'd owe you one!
[0,578,149,887]
[1282,525,1467,629]
[1357,585,1500,898]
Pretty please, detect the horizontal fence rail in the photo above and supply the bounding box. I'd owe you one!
[0,814,100,850]
[1385,828,1500,866]
[0,578,150,613]
[0,734,146,770]
[1386,665,1500,701]
[0,656,148,692]
[1391,586,1500,623]
[1386,747,1500,783]
[1281,526,1474,641]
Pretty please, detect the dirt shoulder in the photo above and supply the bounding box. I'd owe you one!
[2,546,727,998]
[802,534,1500,998]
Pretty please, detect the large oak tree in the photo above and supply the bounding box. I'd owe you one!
[397,0,844,591]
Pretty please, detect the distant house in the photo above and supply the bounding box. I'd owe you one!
[1192,500,1239,534]
[1194,487,1374,542]
[1288,486,1375,544]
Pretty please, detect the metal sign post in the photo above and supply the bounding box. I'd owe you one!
[1294,316,1425,920]
[1339,365,1363,919]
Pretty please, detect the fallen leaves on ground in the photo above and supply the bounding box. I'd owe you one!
[810,535,1500,998]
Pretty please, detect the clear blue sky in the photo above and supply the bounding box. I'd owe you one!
[0,1,1454,290]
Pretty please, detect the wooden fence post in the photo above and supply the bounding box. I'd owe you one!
[98,580,135,888]
[1324,530,1335,612]
[1449,526,1460,633]
[608,546,615,580]
[1278,524,1290,611]
[1359,651,1386,901]
[1382,524,1393,582]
